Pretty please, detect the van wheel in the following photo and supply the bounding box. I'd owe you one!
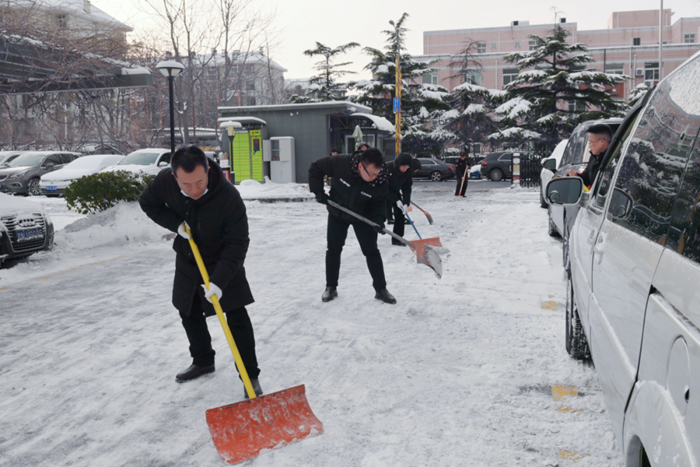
[566,277,591,360]
[489,169,504,181]
[430,171,442,181]
[540,190,548,208]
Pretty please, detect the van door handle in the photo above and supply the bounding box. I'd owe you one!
[587,230,596,245]
[594,235,605,262]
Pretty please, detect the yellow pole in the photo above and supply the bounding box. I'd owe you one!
[395,53,402,156]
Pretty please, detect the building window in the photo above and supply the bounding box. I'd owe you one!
[645,62,659,80]
[568,100,586,112]
[514,40,521,48]
[503,68,519,87]
[491,42,497,50]
[529,39,537,51]
[632,37,641,46]
[464,70,482,86]
[477,42,486,54]
[685,33,696,43]
[422,72,438,85]
[605,63,624,75]
[57,14,67,29]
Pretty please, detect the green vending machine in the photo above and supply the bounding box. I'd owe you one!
[232,129,264,182]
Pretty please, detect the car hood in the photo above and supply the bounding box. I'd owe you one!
[0,166,33,176]
[0,192,46,217]
[41,168,95,181]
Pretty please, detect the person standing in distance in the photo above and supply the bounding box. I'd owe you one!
[309,147,397,304]
[386,153,414,245]
[454,152,470,197]
[566,123,612,188]
[139,145,262,398]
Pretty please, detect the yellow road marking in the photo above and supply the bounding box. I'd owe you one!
[559,450,590,462]
[551,385,578,401]
[541,300,558,310]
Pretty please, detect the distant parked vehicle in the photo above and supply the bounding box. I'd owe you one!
[479,151,526,181]
[0,151,25,167]
[0,193,54,267]
[101,148,171,176]
[40,154,125,197]
[0,151,82,196]
[414,157,455,181]
[539,139,568,208]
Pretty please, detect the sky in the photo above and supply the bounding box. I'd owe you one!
[90,0,700,80]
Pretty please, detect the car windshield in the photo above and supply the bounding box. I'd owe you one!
[6,152,45,167]
[63,157,106,170]
[119,152,159,166]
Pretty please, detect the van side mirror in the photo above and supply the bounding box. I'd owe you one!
[546,177,584,205]
[609,188,633,219]
[543,158,557,171]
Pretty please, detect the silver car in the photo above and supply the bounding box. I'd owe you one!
[0,151,82,196]
[546,52,700,466]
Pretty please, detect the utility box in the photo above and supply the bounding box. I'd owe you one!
[269,137,295,183]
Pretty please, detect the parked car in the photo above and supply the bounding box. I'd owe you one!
[0,193,54,267]
[539,139,568,208]
[546,52,700,466]
[0,151,82,196]
[479,151,526,181]
[101,148,171,176]
[0,151,25,167]
[414,157,455,181]
[40,154,125,197]
[547,118,622,242]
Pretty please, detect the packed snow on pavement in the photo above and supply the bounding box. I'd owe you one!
[0,180,623,466]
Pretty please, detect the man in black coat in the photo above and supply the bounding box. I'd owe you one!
[139,146,262,397]
[308,148,397,304]
[386,153,414,245]
[455,152,470,197]
[566,123,611,187]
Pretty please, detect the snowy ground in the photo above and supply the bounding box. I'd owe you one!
[0,180,623,466]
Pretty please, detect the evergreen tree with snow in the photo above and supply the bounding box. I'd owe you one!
[492,25,627,152]
[294,41,361,103]
[349,13,452,155]
[446,82,505,152]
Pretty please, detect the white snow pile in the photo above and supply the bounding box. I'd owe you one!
[237,177,313,199]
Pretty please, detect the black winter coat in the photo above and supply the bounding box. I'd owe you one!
[309,155,388,225]
[580,151,603,187]
[386,161,413,205]
[139,161,254,315]
[455,157,469,179]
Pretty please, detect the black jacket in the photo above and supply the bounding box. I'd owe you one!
[455,157,470,179]
[580,151,603,187]
[139,161,254,315]
[309,155,388,225]
[386,161,413,205]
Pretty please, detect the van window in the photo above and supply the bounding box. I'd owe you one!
[669,144,700,260]
[610,62,700,244]
[560,126,588,166]
[592,114,640,208]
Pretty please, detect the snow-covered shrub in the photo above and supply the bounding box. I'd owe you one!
[64,171,154,215]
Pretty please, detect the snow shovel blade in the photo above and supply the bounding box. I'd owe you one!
[409,243,442,279]
[206,384,323,465]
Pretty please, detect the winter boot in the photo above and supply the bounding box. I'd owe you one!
[374,289,397,304]
[176,363,215,383]
[243,379,264,399]
[322,286,338,302]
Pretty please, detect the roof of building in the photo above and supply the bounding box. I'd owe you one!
[15,0,132,32]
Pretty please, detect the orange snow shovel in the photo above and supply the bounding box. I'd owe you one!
[185,227,323,465]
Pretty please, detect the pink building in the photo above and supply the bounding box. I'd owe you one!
[416,9,700,101]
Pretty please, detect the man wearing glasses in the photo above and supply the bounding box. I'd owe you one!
[308,147,397,304]
[566,123,612,188]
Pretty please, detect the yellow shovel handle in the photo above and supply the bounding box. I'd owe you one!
[185,225,257,400]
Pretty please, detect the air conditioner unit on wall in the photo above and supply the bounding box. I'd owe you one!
[635,68,644,77]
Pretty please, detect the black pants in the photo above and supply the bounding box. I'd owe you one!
[455,175,468,196]
[391,204,405,244]
[179,299,260,379]
[326,213,387,291]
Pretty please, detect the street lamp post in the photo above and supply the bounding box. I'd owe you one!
[389,20,401,157]
[156,60,185,154]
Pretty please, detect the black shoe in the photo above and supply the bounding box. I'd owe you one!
[375,289,397,304]
[322,286,338,302]
[387,219,395,224]
[176,363,215,383]
[243,379,264,399]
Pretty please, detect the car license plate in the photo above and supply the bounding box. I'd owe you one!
[17,228,43,242]
[46,186,57,191]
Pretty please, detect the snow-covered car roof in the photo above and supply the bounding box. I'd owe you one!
[0,192,47,217]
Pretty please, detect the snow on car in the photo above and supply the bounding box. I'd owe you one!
[40,154,125,196]
[101,148,171,176]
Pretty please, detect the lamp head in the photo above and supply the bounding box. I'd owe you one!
[156,60,185,78]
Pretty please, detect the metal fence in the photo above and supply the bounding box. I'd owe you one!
[512,152,546,188]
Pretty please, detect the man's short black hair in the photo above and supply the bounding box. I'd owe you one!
[587,124,613,142]
[330,147,339,154]
[360,147,384,168]
[171,145,209,174]
[357,143,370,151]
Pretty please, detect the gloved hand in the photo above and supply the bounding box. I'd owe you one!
[201,282,223,304]
[178,221,192,239]
[396,200,408,216]
[373,223,386,235]
[315,191,328,205]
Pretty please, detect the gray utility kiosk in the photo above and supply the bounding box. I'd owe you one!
[218,101,395,183]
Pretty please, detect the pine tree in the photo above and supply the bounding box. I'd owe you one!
[297,41,360,102]
[350,13,452,155]
[492,25,627,152]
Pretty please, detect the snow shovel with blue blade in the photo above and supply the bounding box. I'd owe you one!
[328,200,442,279]
[185,226,323,465]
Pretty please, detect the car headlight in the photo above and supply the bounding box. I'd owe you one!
[8,171,27,179]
